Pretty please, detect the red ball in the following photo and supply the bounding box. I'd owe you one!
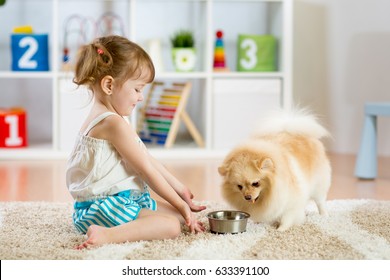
[216,30,223,38]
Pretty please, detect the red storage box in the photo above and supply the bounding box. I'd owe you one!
[0,107,28,148]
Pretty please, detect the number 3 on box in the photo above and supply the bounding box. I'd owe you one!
[239,38,258,70]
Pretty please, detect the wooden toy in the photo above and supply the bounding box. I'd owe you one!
[213,30,229,72]
[0,107,28,148]
[62,15,93,71]
[62,12,124,71]
[96,12,125,36]
[137,81,204,148]
[237,34,276,72]
[11,30,49,71]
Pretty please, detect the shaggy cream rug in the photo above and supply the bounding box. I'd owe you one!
[0,199,389,260]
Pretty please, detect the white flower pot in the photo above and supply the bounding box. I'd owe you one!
[172,48,196,72]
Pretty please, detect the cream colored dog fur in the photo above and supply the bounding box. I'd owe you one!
[218,109,331,231]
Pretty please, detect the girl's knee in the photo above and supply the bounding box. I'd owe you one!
[164,216,181,239]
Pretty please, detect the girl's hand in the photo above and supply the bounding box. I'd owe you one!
[193,217,206,233]
[180,187,206,212]
[187,212,206,234]
[180,204,205,233]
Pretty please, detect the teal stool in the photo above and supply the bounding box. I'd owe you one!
[355,103,390,179]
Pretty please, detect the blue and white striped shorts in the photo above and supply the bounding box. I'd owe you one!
[72,188,157,234]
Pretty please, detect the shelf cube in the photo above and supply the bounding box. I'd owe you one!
[213,79,281,149]
[237,34,276,72]
[0,108,28,148]
[11,34,49,71]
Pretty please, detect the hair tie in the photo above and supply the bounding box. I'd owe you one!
[97,48,104,55]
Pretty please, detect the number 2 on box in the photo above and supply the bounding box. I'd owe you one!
[18,37,38,69]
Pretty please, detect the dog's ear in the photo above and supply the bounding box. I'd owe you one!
[254,158,274,171]
[261,158,274,170]
[218,164,229,176]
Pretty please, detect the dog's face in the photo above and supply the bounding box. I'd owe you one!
[218,151,274,204]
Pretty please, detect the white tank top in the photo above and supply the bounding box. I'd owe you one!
[66,112,146,202]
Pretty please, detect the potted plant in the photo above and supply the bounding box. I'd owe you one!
[170,30,196,72]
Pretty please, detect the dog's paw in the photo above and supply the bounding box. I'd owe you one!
[276,224,291,232]
[320,210,329,216]
[318,206,328,216]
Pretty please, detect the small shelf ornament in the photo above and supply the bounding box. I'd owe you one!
[213,30,229,72]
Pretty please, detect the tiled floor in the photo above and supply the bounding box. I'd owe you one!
[0,153,389,203]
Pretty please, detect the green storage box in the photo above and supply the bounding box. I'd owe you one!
[237,34,276,72]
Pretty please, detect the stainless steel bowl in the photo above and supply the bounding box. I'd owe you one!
[207,210,250,234]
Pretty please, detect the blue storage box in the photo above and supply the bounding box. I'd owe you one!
[11,34,49,71]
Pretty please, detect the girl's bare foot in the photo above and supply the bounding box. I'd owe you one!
[76,225,110,250]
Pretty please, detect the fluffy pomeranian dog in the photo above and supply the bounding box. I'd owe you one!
[218,109,331,231]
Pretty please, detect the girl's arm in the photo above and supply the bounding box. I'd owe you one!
[102,116,194,228]
[148,156,206,212]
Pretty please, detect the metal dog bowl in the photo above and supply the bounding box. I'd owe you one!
[207,210,250,234]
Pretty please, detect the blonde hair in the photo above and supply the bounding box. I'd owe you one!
[73,35,155,89]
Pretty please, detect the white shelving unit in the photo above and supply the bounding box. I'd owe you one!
[0,0,292,159]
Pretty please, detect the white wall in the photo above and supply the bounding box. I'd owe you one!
[294,0,390,156]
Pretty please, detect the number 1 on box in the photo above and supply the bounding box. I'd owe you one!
[5,115,23,146]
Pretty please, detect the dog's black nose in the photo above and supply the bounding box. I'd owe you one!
[245,195,252,201]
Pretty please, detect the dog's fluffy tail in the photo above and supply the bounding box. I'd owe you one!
[252,107,330,139]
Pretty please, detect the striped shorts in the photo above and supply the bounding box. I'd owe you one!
[72,188,157,234]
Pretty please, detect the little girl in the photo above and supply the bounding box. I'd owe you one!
[66,35,206,249]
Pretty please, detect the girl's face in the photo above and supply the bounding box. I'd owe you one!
[111,76,147,116]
